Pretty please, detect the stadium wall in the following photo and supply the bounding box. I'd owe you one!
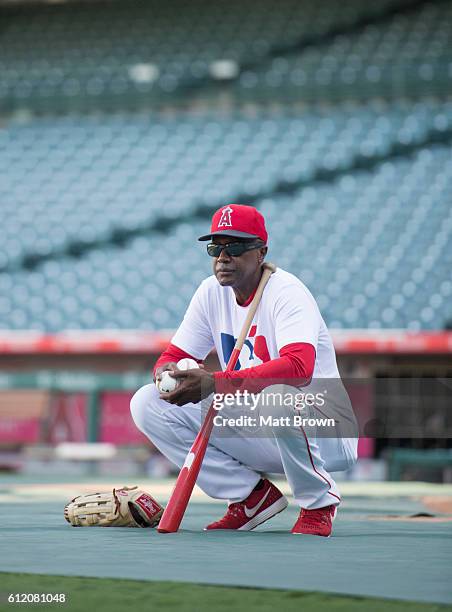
[1,331,451,463]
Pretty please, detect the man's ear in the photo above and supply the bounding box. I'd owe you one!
[258,246,268,263]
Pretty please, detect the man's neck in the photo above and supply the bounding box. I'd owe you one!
[233,268,263,305]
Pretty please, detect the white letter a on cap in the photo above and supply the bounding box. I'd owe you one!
[218,206,233,228]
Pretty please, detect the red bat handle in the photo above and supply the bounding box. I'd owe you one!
[157,347,241,533]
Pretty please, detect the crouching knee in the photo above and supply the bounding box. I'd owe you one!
[130,383,159,431]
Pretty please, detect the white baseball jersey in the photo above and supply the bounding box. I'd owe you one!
[131,267,357,509]
[171,267,340,378]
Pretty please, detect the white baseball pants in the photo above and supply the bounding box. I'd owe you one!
[130,383,357,509]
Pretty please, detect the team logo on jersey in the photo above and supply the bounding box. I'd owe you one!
[217,206,233,228]
[221,325,270,369]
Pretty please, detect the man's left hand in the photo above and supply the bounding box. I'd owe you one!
[159,368,215,406]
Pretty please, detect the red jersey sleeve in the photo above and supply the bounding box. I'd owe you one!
[153,343,202,379]
[214,342,315,394]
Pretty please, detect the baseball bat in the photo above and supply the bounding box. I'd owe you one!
[157,262,276,533]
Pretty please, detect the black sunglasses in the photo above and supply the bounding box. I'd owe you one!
[207,241,263,258]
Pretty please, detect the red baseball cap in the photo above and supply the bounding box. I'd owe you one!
[198,204,268,243]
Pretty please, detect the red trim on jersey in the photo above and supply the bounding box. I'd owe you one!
[153,343,202,379]
[214,342,316,394]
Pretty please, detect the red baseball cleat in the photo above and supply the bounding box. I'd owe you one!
[205,479,288,531]
[291,504,337,537]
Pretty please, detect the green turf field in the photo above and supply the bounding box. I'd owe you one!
[1,574,451,612]
[2,477,452,609]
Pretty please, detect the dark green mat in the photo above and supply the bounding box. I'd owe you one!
[1,499,451,604]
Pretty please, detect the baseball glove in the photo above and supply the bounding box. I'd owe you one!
[64,486,163,528]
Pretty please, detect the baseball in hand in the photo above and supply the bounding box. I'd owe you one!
[176,358,199,371]
[157,359,199,393]
[158,371,178,393]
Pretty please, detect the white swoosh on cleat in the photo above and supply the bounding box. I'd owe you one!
[244,489,271,518]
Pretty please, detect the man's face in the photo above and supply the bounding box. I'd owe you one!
[212,236,267,288]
